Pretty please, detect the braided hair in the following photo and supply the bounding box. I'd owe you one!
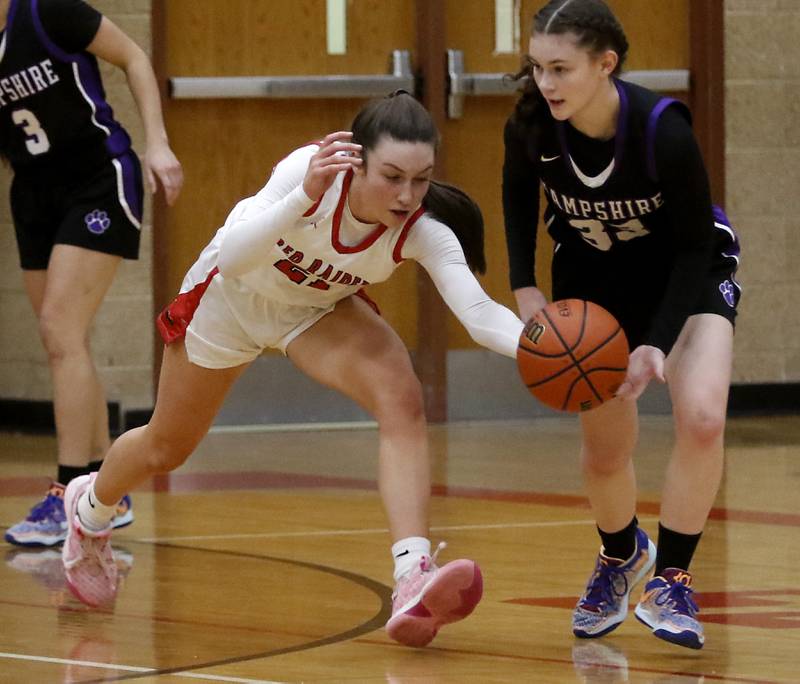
[510,0,629,131]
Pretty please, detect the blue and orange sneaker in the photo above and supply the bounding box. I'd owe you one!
[5,483,134,547]
[4,483,67,547]
[573,527,656,638]
[634,568,704,649]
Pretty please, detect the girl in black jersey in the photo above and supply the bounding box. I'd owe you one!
[503,0,740,650]
[1,0,182,546]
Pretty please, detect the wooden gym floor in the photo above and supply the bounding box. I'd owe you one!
[0,414,798,683]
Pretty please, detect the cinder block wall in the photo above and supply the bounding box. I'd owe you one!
[0,0,155,411]
[725,0,800,381]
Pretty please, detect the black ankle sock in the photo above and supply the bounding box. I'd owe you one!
[89,459,104,472]
[655,523,702,576]
[598,516,638,560]
[57,464,89,486]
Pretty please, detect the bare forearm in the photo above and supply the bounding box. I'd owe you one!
[124,49,169,148]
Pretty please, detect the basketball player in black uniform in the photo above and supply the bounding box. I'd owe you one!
[2,0,182,546]
[503,0,740,650]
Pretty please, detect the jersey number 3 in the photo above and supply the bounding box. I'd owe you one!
[12,109,51,155]
[570,218,649,251]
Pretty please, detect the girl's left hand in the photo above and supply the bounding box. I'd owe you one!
[615,344,666,401]
[144,142,184,206]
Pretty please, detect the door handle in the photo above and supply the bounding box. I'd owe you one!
[446,49,689,119]
[169,50,414,99]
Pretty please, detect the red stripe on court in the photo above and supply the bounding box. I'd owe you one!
[1,471,799,528]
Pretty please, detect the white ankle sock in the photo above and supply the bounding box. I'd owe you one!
[391,536,431,581]
[77,483,116,532]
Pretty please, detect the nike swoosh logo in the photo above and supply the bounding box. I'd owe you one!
[394,549,410,558]
[540,154,560,162]
[88,491,96,508]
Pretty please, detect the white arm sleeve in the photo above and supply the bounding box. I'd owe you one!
[404,218,525,358]
[217,146,317,279]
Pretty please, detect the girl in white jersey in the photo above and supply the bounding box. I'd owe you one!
[60,91,525,648]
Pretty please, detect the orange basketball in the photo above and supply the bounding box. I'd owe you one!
[517,299,629,413]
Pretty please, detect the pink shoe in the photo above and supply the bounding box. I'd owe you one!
[386,542,483,647]
[61,474,118,607]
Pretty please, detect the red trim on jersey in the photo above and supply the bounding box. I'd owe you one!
[331,169,389,254]
[391,205,426,263]
[354,289,381,316]
[302,195,324,217]
[156,267,219,345]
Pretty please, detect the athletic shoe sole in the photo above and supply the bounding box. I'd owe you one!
[386,559,483,648]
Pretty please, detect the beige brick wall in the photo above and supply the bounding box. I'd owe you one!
[725,0,800,382]
[0,0,155,410]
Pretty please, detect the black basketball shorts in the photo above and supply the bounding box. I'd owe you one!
[11,149,144,270]
[552,207,741,350]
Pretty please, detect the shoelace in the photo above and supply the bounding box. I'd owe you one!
[655,581,699,617]
[420,541,447,572]
[25,494,64,523]
[579,560,629,610]
[64,529,114,581]
[83,533,114,581]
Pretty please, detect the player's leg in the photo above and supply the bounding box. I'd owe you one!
[572,399,655,638]
[5,270,67,547]
[5,253,119,548]
[634,313,733,649]
[94,340,251,504]
[35,245,120,468]
[61,339,250,606]
[287,295,482,647]
[288,295,429,541]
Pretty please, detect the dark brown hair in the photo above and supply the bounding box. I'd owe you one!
[350,91,486,273]
[510,0,629,130]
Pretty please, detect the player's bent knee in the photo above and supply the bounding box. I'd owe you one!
[676,408,726,448]
[37,316,88,361]
[144,432,195,473]
[373,372,425,425]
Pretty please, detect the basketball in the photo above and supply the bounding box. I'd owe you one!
[517,299,629,413]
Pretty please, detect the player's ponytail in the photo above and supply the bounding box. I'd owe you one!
[423,180,486,274]
[351,91,487,274]
[510,0,629,131]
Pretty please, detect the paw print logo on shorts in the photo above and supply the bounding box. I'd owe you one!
[84,209,111,235]
[719,279,735,308]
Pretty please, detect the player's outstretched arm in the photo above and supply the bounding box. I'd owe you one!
[408,222,524,358]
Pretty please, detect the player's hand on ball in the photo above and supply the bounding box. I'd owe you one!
[616,345,665,401]
[514,286,548,323]
[303,131,362,201]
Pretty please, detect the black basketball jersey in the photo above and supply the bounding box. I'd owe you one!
[533,79,690,258]
[0,0,131,171]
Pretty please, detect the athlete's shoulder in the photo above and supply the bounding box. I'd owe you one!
[402,212,461,260]
[618,78,691,124]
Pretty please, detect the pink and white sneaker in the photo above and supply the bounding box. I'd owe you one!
[61,473,118,607]
[386,542,483,647]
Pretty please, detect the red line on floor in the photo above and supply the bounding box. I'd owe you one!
[2,471,799,527]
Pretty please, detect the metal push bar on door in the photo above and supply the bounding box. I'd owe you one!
[446,49,690,119]
[169,50,414,99]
